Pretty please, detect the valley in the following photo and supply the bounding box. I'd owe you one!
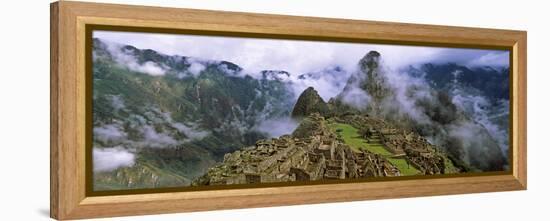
[91,37,509,190]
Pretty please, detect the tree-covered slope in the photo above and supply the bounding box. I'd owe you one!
[92,38,294,190]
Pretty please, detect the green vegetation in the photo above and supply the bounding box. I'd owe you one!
[328,123,390,155]
[92,39,476,190]
[94,160,190,190]
[92,39,294,190]
[387,158,420,176]
[328,122,420,176]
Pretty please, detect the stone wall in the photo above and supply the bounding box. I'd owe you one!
[192,114,400,186]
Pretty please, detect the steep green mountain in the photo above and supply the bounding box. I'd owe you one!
[291,87,329,118]
[93,38,510,190]
[329,51,393,116]
[92,38,294,190]
[331,51,507,172]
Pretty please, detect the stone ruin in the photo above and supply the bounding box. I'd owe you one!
[339,114,448,175]
[192,114,399,186]
[192,112,457,186]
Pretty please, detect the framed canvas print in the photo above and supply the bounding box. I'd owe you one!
[50,1,527,220]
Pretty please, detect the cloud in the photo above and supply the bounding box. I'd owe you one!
[94,31,509,80]
[215,114,250,134]
[254,117,299,138]
[92,30,510,169]
[102,39,167,76]
[465,51,509,67]
[93,124,127,144]
[93,104,211,149]
[133,109,210,148]
[287,66,350,101]
[93,147,135,172]
[172,122,210,140]
[186,58,207,77]
[450,88,509,154]
[109,94,125,110]
[379,61,434,125]
[340,87,372,111]
[134,61,166,76]
[159,111,211,140]
[140,125,178,148]
[94,30,509,102]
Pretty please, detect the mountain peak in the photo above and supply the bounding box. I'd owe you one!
[336,50,391,114]
[291,87,330,118]
[359,51,381,69]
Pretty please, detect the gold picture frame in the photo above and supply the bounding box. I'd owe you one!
[50,1,527,220]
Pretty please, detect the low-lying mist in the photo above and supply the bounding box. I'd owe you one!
[334,53,509,171]
[92,36,510,172]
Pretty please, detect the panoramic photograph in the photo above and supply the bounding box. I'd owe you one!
[91,30,510,191]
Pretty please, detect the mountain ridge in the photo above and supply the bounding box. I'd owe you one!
[92,38,295,190]
[92,39,510,190]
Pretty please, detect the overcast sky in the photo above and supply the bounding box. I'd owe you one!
[94,30,509,75]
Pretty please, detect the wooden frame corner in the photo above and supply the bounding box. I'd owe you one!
[50,1,527,219]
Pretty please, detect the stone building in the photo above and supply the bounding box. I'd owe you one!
[337,114,450,175]
[192,114,399,186]
[193,113,457,186]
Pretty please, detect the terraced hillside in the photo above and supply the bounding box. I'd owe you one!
[328,122,421,176]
